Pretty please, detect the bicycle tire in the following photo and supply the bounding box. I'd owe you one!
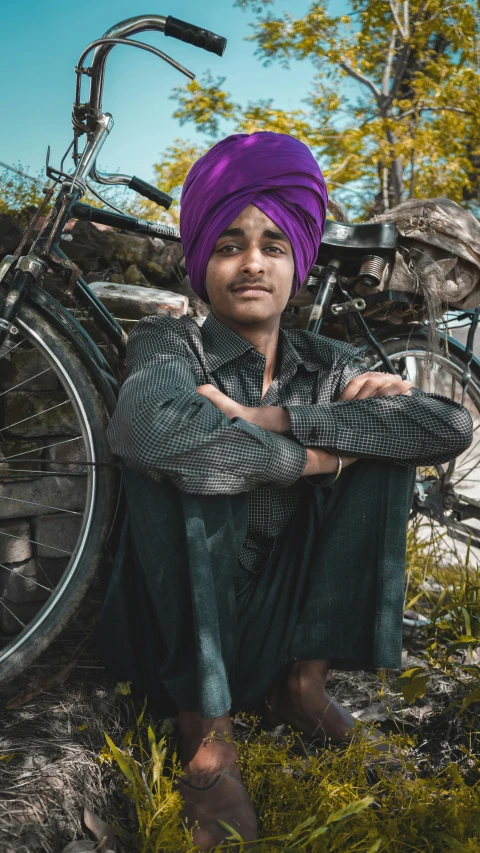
[0,301,117,683]
[368,331,480,559]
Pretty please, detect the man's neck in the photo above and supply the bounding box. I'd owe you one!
[215,315,281,385]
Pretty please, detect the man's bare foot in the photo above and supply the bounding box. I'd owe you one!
[179,711,240,785]
[266,660,356,743]
[177,711,258,850]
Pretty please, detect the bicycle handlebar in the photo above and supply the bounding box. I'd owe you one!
[164,16,226,57]
[86,14,226,116]
[70,14,226,209]
[128,176,172,209]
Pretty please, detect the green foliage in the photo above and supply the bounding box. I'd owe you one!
[0,163,172,228]
[156,0,480,218]
[0,166,50,227]
[103,712,480,851]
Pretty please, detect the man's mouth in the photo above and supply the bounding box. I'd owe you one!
[231,283,271,294]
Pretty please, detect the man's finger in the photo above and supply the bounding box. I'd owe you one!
[340,373,412,401]
[354,377,411,399]
[338,374,372,401]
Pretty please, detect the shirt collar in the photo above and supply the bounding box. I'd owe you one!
[201,311,319,376]
[201,312,254,371]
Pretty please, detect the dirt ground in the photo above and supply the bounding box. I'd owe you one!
[0,607,477,853]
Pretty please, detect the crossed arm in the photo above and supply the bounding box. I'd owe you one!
[108,316,472,493]
[197,372,413,477]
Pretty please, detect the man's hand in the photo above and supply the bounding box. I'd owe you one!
[196,384,291,433]
[339,372,412,401]
[196,384,244,420]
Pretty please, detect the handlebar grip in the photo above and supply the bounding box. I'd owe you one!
[128,176,173,210]
[164,15,227,57]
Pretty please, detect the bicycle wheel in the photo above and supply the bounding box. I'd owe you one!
[0,301,117,683]
[368,333,480,565]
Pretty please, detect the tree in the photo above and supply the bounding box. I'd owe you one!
[153,0,480,219]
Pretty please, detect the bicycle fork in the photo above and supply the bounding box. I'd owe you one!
[0,255,49,344]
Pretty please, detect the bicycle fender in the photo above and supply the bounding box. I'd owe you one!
[27,286,119,412]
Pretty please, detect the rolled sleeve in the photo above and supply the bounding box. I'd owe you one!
[232,418,307,488]
[285,391,472,467]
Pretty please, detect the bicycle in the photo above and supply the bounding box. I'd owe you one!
[0,13,479,684]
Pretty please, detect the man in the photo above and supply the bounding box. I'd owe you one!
[97,132,472,850]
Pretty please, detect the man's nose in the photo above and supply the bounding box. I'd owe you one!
[240,246,265,276]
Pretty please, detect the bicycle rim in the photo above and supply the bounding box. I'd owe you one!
[371,336,480,566]
[0,306,108,673]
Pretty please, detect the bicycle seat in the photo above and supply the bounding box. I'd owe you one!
[318,220,398,266]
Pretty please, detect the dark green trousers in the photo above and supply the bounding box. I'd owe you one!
[95,460,415,719]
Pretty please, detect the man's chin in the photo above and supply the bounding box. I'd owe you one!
[227,303,280,325]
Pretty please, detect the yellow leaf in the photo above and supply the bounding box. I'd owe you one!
[326,796,375,824]
[104,733,136,783]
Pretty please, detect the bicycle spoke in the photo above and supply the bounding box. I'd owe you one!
[0,494,82,515]
[0,563,53,593]
[0,436,82,461]
[0,468,87,477]
[1,400,71,434]
[0,529,72,556]
[0,599,25,628]
[0,339,24,361]
[0,367,53,397]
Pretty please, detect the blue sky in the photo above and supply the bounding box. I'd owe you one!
[1,0,350,186]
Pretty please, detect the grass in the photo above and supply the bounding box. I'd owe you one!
[99,523,480,852]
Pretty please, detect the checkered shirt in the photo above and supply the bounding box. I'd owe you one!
[107,312,472,571]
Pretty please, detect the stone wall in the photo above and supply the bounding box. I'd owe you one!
[0,341,85,633]
[0,212,198,626]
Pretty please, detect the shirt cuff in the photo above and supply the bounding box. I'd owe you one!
[268,432,307,487]
[232,417,307,487]
[285,404,337,447]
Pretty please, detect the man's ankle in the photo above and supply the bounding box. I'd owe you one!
[285,659,331,694]
[178,710,238,775]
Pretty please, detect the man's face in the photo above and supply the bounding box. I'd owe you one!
[205,204,295,327]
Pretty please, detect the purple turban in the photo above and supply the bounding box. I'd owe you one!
[179,132,328,301]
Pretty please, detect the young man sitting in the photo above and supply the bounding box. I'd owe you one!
[97,131,472,850]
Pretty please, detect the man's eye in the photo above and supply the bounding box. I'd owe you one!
[265,246,285,254]
[218,244,241,253]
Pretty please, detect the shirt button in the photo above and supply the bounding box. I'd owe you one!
[309,428,318,441]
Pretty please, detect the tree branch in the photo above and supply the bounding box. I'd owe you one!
[338,61,381,101]
[382,29,397,97]
[399,106,473,119]
[388,0,407,38]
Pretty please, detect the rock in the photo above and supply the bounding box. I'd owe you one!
[4,392,79,438]
[32,513,83,558]
[46,437,87,474]
[0,476,86,519]
[150,237,166,253]
[0,519,32,563]
[0,440,43,481]
[64,220,151,269]
[124,264,149,286]
[0,215,22,256]
[1,558,50,603]
[0,348,60,392]
[158,243,184,284]
[144,260,167,285]
[88,282,188,321]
